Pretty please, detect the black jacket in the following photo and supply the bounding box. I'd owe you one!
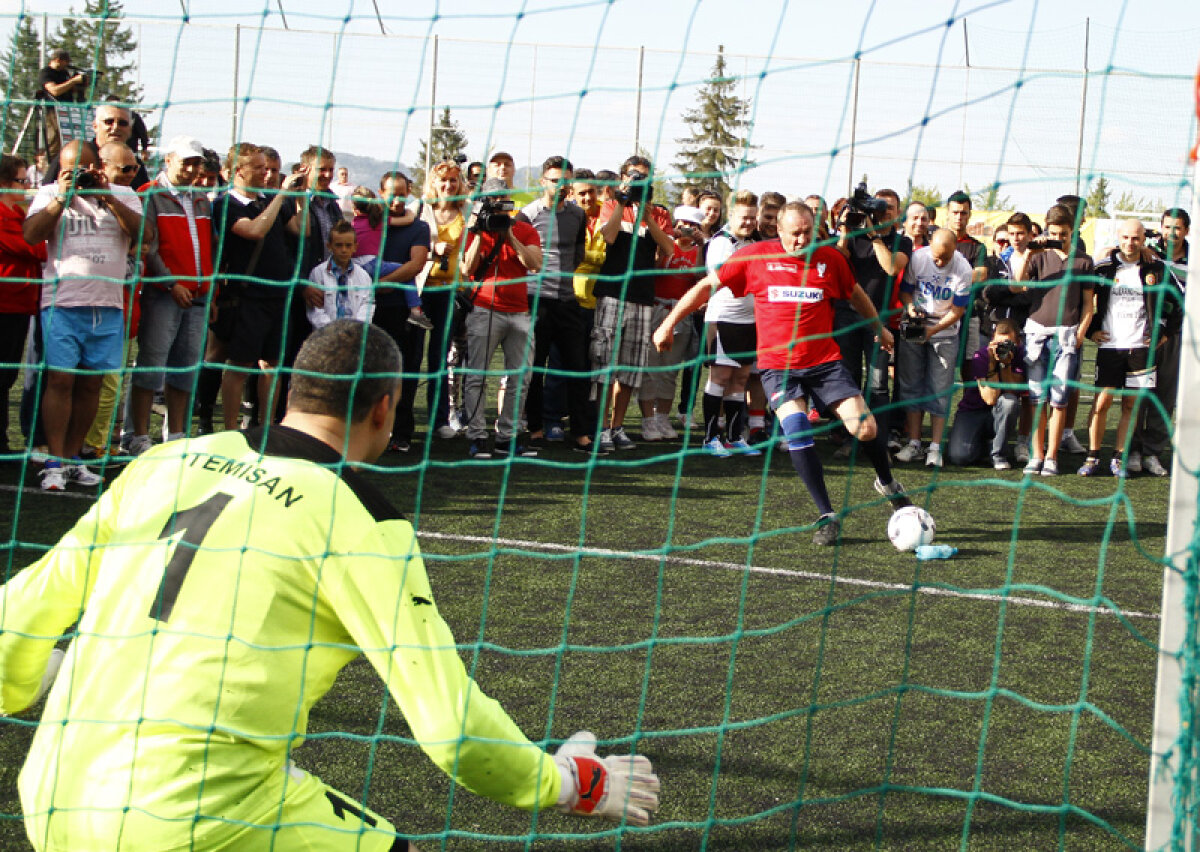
[1087,248,1179,342]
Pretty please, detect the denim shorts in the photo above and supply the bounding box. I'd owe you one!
[132,286,208,391]
[41,306,124,372]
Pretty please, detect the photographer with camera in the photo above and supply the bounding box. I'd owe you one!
[834,184,911,447]
[23,139,144,491]
[893,229,972,468]
[34,49,87,158]
[460,177,543,458]
[947,318,1026,468]
[592,156,675,451]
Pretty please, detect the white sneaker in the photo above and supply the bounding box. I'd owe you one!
[992,455,1012,471]
[1060,431,1087,454]
[895,441,923,463]
[435,424,460,440]
[1023,456,1043,475]
[1125,451,1142,474]
[1144,455,1169,477]
[40,465,66,492]
[1040,458,1059,477]
[656,414,678,440]
[641,416,664,442]
[66,463,103,486]
[123,434,154,457]
[1014,441,1031,465]
[925,444,943,467]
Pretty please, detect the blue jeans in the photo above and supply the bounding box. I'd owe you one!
[948,393,1021,464]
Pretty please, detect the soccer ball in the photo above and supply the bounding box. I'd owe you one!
[887,506,936,552]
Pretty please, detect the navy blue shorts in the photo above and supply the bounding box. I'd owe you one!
[761,361,862,413]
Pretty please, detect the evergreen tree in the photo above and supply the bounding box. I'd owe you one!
[1084,176,1111,219]
[0,14,45,156]
[673,45,755,202]
[50,0,142,105]
[413,107,468,192]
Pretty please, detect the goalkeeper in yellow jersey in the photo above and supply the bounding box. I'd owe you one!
[0,320,659,851]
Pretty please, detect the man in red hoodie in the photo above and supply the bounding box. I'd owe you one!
[0,155,47,456]
[122,136,213,455]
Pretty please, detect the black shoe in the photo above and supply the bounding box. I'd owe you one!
[468,438,492,459]
[573,440,602,455]
[388,439,411,453]
[496,440,537,458]
[812,514,841,546]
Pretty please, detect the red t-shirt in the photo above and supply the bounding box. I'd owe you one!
[656,242,702,301]
[717,241,856,371]
[466,220,542,313]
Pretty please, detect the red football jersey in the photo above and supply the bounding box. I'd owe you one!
[717,240,856,371]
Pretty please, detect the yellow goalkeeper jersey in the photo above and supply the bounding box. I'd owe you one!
[0,426,560,851]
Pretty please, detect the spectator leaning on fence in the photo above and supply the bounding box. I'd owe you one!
[122,135,213,456]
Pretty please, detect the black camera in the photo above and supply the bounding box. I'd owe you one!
[69,66,99,88]
[899,306,928,341]
[995,339,1017,363]
[72,169,101,191]
[616,174,653,207]
[842,182,890,231]
[1032,237,1064,251]
[469,195,514,233]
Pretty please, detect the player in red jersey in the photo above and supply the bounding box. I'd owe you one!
[652,202,910,545]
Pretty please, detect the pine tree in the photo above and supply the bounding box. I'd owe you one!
[673,45,755,202]
[413,107,469,192]
[50,0,142,105]
[0,14,45,156]
[1084,176,1111,219]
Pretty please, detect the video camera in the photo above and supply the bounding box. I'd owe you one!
[842,182,890,232]
[469,195,514,233]
[899,306,928,341]
[68,66,100,88]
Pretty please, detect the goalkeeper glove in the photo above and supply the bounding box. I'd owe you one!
[553,731,660,826]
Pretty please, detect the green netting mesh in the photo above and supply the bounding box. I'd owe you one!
[1,2,1198,850]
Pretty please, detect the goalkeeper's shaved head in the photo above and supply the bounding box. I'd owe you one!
[290,320,400,423]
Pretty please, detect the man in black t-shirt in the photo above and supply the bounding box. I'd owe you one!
[35,50,86,156]
[834,187,911,439]
[212,143,310,430]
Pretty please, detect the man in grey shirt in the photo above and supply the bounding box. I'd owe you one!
[516,155,596,452]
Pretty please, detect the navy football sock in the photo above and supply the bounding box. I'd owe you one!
[789,446,834,517]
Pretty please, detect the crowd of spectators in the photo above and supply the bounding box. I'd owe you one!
[0,97,1191,492]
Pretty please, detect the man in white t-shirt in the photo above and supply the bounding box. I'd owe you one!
[331,166,355,218]
[894,229,972,467]
[1078,219,1172,478]
[23,139,145,492]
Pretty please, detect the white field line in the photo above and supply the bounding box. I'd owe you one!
[1,485,1157,622]
[418,531,1161,621]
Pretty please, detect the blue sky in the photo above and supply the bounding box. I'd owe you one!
[7,1,1199,210]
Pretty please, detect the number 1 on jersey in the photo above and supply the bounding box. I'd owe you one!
[150,492,234,622]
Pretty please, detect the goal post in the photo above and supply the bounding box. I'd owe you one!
[1145,69,1200,845]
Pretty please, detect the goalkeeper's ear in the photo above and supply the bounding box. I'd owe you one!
[553,731,661,827]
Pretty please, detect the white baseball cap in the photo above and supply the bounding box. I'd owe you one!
[673,205,703,226]
[164,135,205,160]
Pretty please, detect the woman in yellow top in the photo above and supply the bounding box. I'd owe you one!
[418,160,469,438]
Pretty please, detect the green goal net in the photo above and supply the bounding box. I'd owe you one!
[2,2,1199,850]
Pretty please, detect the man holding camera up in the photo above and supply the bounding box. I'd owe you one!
[894,229,972,467]
[461,177,543,459]
[835,185,911,445]
[23,140,144,491]
[593,156,675,451]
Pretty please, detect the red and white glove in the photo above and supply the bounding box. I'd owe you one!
[553,731,660,826]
